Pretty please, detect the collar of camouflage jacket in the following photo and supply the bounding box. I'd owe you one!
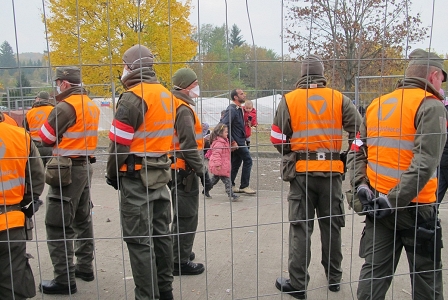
[123,67,159,89]
[55,86,88,102]
[396,77,444,100]
[295,75,327,89]
[171,89,195,106]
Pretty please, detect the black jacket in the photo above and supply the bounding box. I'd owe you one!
[440,105,448,168]
[221,103,246,146]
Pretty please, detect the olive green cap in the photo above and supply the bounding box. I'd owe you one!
[122,44,154,70]
[53,66,81,84]
[36,91,50,100]
[172,68,197,89]
[408,48,446,82]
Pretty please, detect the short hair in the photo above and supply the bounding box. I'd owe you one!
[405,64,439,80]
[245,99,253,107]
[230,89,238,101]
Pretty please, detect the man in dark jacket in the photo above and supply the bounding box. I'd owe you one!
[221,89,256,194]
[437,89,448,207]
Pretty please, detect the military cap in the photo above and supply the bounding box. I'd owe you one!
[172,68,197,89]
[122,45,154,70]
[36,91,50,100]
[301,54,325,77]
[53,67,81,84]
[408,49,446,82]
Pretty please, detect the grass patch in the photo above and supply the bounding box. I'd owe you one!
[250,124,276,152]
[98,130,110,147]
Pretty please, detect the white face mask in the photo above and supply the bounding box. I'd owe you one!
[121,67,130,80]
[189,85,200,98]
[56,85,62,94]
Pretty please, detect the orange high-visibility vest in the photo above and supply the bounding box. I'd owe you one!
[0,123,30,231]
[285,87,344,173]
[366,88,438,204]
[171,101,204,170]
[53,95,100,157]
[26,105,53,141]
[3,113,18,126]
[120,83,175,171]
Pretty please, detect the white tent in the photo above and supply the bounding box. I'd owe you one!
[93,94,284,131]
[195,94,282,126]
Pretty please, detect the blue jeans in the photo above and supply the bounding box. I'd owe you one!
[231,146,253,189]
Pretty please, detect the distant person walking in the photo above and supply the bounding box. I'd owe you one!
[221,89,256,195]
[437,88,448,207]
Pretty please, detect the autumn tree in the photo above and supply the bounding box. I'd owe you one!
[0,41,17,75]
[191,24,299,95]
[44,0,197,95]
[229,24,245,48]
[285,0,427,92]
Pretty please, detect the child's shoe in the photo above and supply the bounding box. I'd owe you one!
[202,190,212,199]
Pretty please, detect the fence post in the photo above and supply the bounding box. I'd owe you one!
[111,82,116,113]
[6,88,11,110]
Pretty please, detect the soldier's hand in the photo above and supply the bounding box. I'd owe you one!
[106,176,119,190]
[21,198,43,218]
[356,184,374,206]
[369,195,393,219]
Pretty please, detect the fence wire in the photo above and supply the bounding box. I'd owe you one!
[0,0,446,299]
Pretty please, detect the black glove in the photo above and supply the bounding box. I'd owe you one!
[199,172,213,192]
[369,195,393,219]
[21,198,43,218]
[357,184,374,212]
[106,177,119,190]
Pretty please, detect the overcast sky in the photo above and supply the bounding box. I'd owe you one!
[0,0,446,56]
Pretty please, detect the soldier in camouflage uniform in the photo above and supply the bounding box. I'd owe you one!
[106,45,175,300]
[39,67,99,295]
[271,55,361,299]
[349,49,446,300]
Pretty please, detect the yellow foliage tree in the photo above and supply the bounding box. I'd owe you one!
[44,0,197,96]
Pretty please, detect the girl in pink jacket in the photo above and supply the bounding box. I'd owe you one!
[208,123,240,201]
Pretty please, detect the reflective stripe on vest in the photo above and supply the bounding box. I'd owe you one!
[119,83,176,171]
[171,101,204,170]
[0,123,29,231]
[26,105,53,141]
[366,88,438,203]
[53,95,100,157]
[285,87,344,173]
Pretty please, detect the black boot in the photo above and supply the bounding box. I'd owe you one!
[275,277,306,299]
[173,261,205,276]
[39,280,77,295]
